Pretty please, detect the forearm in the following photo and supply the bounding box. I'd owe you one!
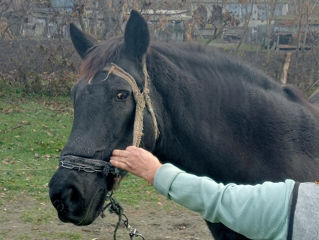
[154,164,295,239]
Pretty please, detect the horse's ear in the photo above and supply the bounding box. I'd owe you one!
[124,10,150,60]
[69,23,97,59]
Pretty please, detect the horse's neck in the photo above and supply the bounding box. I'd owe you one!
[150,51,319,183]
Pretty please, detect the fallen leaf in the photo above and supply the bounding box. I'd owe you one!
[2,108,13,114]
[21,120,30,125]
[2,158,9,164]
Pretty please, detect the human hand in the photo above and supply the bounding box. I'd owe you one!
[110,146,162,185]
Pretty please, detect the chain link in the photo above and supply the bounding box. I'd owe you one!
[59,156,120,176]
[101,192,145,240]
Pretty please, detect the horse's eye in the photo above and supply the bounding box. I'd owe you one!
[116,91,129,101]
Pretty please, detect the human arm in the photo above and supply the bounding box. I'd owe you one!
[111,147,295,239]
[155,163,295,240]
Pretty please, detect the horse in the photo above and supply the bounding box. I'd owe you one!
[49,10,319,239]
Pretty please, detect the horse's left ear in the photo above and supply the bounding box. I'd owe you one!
[124,10,150,60]
[70,23,97,59]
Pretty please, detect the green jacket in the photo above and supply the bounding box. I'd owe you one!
[154,163,296,240]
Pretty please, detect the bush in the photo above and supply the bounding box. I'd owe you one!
[0,70,76,96]
[0,40,80,96]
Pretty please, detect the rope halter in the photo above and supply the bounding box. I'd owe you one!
[59,55,159,176]
[103,55,160,147]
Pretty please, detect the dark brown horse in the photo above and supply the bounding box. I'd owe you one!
[49,10,319,239]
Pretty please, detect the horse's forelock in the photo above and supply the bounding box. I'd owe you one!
[79,36,124,82]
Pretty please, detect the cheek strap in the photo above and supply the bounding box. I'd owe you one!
[103,55,160,147]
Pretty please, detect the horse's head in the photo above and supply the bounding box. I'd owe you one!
[49,10,159,226]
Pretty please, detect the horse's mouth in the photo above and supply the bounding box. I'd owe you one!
[56,187,107,226]
[78,187,105,225]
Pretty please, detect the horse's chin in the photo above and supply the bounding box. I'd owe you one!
[73,216,97,226]
[57,202,104,226]
[58,213,96,226]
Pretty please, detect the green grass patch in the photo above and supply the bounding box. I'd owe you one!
[21,206,56,224]
[114,173,162,206]
[56,232,82,240]
[0,94,73,197]
[0,91,166,210]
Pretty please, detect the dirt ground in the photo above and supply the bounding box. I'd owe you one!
[0,193,213,240]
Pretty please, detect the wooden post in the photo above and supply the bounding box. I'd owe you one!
[280,52,292,85]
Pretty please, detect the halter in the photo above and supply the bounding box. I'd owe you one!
[59,55,160,176]
[102,56,160,147]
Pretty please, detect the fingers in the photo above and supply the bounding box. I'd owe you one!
[111,147,135,171]
[110,147,144,174]
[110,158,129,171]
[110,155,132,171]
[110,146,162,184]
[126,146,138,152]
[112,149,129,158]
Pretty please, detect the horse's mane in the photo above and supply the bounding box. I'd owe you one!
[80,36,124,80]
[149,41,280,91]
[80,36,280,92]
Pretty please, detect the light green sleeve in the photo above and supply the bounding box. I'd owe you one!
[154,163,295,240]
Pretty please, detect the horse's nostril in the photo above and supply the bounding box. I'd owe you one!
[68,186,81,203]
[53,200,65,212]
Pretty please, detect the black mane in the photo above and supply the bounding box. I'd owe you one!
[149,42,280,92]
[80,36,124,80]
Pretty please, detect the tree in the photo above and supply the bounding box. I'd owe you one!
[236,0,254,52]
[265,0,278,63]
[0,0,33,38]
[73,0,87,31]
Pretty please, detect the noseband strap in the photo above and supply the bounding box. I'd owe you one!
[59,155,120,176]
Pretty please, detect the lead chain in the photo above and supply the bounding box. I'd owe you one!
[102,192,145,240]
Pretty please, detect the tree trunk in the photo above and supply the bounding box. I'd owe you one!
[236,0,254,53]
[296,0,304,56]
[205,0,228,45]
[78,15,85,31]
[266,0,278,63]
[75,0,86,31]
[100,0,110,39]
[301,3,309,53]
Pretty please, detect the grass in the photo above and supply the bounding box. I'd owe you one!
[0,90,158,200]
[0,92,72,197]
[0,89,167,239]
